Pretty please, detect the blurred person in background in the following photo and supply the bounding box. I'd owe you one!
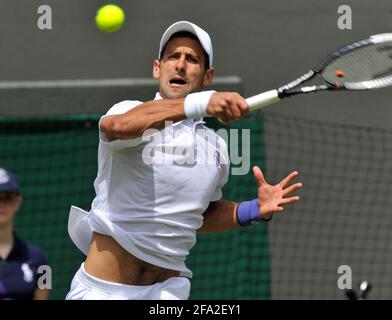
[0,168,49,300]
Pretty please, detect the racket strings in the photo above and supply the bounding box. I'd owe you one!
[322,42,392,87]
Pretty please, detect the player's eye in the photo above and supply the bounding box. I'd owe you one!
[168,53,180,60]
[187,56,199,64]
[0,192,18,202]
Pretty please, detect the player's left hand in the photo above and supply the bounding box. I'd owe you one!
[252,166,302,220]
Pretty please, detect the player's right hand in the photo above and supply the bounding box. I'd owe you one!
[207,92,249,124]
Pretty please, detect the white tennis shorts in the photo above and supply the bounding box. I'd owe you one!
[65,263,191,300]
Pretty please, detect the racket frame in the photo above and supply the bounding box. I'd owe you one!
[247,33,392,112]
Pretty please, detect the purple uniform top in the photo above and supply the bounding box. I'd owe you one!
[0,233,47,300]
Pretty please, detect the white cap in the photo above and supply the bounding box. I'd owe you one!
[158,21,213,67]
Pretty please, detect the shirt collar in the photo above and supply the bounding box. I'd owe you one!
[3,233,25,261]
[154,92,163,101]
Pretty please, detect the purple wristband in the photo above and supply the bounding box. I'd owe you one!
[236,199,271,226]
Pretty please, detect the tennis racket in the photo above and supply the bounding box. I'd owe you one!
[246,33,392,111]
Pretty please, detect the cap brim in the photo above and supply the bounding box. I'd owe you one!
[0,186,20,194]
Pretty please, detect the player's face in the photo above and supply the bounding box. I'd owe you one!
[153,37,214,99]
[0,192,21,225]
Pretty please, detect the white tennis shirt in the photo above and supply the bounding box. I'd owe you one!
[68,93,229,278]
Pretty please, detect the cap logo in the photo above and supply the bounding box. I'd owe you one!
[0,169,10,184]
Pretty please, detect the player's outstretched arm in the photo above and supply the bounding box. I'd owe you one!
[197,200,239,234]
[100,99,186,141]
[252,166,302,221]
[197,166,302,233]
[206,92,249,125]
[100,92,250,141]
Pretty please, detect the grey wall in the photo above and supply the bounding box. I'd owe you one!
[2,0,392,127]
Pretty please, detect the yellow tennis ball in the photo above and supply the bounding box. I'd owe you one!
[95,4,125,33]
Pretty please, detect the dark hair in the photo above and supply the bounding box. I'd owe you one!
[160,31,210,69]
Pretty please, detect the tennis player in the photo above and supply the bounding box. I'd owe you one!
[66,21,302,300]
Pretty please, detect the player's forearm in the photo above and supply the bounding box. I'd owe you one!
[100,99,186,140]
[197,200,241,234]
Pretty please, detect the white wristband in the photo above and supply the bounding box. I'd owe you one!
[184,90,216,119]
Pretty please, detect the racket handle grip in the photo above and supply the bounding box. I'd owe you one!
[246,89,281,112]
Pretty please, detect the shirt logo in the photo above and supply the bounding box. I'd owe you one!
[21,263,33,283]
[0,169,10,184]
[214,151,221,168]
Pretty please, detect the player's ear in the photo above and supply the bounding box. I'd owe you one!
[153,59,160,80]
[203,67,215,87]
